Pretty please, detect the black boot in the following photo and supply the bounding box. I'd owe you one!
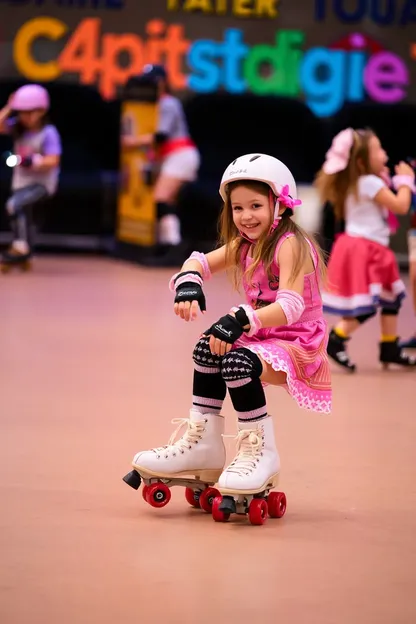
[327,329,356,372]
[379,339,416,369]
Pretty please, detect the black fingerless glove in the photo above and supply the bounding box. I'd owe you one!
[174,271,206,312]
[204,307,251,345]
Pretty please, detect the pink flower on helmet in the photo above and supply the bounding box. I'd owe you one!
[323,128,354,174]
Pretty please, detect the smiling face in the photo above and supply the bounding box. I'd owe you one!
[230,183,273,240]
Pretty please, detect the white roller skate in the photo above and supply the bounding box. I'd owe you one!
[212,416,287,526]
[123,409,226,513]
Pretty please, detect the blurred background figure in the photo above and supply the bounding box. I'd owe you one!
[400,159,416,349]
[0,84,61,271]
[316,128,415,371]
[121,64,200,267]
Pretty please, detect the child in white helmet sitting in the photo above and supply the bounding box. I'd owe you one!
[129,154,332,511]
[0,84,61,268]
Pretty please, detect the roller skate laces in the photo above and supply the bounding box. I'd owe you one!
[213,423,285,525]
[150,417,207,459]
[126,413,225,511]
[222,428,264,477]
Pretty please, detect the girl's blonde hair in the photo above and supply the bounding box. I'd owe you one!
[219,180,326,291]
[315,128,375,221]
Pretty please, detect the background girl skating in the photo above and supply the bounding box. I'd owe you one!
[0,84,61,269]
[121,64,200,267]
[400,161,416,350]
[127,153,332,521]
[316,128,416,371]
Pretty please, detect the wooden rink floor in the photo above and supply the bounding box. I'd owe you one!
[1,256,416,624]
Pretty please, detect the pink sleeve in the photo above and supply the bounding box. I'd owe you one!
[42,125,62,156]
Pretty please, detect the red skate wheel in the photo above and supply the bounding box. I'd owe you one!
[248,498,268,525]
[268,492,287,518]
[141,485,150,502]
[145,483,171,508]
[199,487,220,513]
[212,496,230,522]
[185,487,201,508]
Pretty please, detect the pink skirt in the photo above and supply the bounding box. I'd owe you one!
[235,319,332,415]
[322,234,405,316]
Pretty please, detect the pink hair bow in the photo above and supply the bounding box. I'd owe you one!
[277,185,302,211]
[268,185,302,234]
[323,128,354,174]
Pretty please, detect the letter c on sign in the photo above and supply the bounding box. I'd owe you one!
[14,17,68,81]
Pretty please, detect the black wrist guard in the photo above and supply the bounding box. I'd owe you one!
[174,271,206,312]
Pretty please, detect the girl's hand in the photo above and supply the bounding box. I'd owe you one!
[395,161,415,179]
[174,300,202,322]
[203,312,246,356]
[206,334,233,357]
[173,272,206,321]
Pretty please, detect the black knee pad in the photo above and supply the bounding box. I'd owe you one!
[157,202,175,219]
[221,348,263,382]
[355,312,377,324]
[193,335,221,369]
[381,307,399,316]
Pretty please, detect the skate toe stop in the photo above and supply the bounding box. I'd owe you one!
[123,470,141,490]
[219,496,236,514]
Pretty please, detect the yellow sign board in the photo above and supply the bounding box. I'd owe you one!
[117,100,158,247]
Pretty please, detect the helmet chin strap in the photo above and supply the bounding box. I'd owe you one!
[269,189,282,234]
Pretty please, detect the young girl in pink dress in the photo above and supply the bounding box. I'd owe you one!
[127,153,331,520]
[316,128,416,372]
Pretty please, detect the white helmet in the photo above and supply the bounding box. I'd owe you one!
[220,153,297,201]
[219,153,299,225]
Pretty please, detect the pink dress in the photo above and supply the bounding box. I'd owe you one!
[235,233,332,414]
[323,234,405,317]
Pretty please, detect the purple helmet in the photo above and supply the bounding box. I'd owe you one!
[11,84,50,111]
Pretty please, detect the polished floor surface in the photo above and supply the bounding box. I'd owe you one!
[1,256,415,624]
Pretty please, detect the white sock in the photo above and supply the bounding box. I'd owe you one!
[158,214,181,245]
[12,240,30,254]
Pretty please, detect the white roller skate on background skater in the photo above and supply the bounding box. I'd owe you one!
[123,409,226,513]
[212,416,287,526]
